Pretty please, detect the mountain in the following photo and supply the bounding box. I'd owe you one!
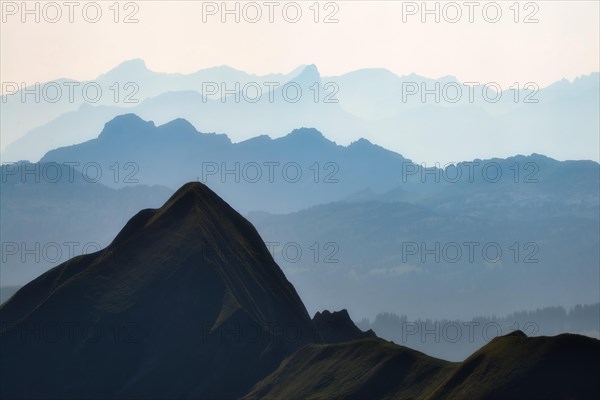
[361,305,600,362]
[427,331,600,399]
[313,309,376,343]
[0,161,172,285]
[37,114,409,213]
[245,331,600,400]
[2,63,362,162]
[0,59,300,157]
[3,63,598,164]
[3,119,598,319]
[249,197,599,320]
[1,182,598,399]
[36,114,600,215]
[0,286,19,304]
[0,182,316,399]
[245,338,453,400]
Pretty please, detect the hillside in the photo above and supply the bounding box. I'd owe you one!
[245,332,600,400]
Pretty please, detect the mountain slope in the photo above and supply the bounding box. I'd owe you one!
[244,332,600,400]
[428,331,600,400]
[0,161,173,285]
[0,182,315,399]
[1,182,598,399]
[244,338,454,400]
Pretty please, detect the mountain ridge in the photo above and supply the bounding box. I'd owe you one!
[3,63,598,163]
[1,181,598,399]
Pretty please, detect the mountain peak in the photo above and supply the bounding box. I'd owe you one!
[349,138,373,147]
[98,59,150,80]
[1,181,316,398]
[110,182,246,249]
[313,309,376,343]
[286,127,326,140]
[99,113,156,140]
[290,64,321,84]
[158,118,199,134]
[302,63,319,75]
[162,181,220,210]
[505,329,527,338]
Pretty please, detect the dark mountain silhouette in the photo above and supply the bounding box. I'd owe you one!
[1,182,598,399]
[313,309,376,343]
[245,332,600,400]
[0,182,315,399]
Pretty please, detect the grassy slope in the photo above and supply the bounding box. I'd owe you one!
[244,338,455,400]
[245,332,600,400]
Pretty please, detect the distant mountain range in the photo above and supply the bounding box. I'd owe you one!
[2,60,598,163]
[38,113,412,213]
[249,193,599,320]
[2,116,598,320]
[1,60,302,155]
[2,182,598,399]
[37,113,600,215]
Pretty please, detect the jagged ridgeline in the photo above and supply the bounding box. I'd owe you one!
[1,183,598,399]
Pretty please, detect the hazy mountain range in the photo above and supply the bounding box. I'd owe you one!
[2,60,598,164]
[2,115,598,323]
[2,182,598,399]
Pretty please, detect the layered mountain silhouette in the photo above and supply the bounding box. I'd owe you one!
[0,59,303,158]
[2,117,598,327]
[38,113,411,213]
[36,113,600,215]
[2,61,598,164]
[1,183,598,399]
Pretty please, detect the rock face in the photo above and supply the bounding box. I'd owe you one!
[0,182,316,399]
[313,309,376,343]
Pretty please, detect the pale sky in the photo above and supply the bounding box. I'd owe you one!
[1,0,599,87]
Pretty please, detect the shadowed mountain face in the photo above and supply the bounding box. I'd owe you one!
[0,182,316,399]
